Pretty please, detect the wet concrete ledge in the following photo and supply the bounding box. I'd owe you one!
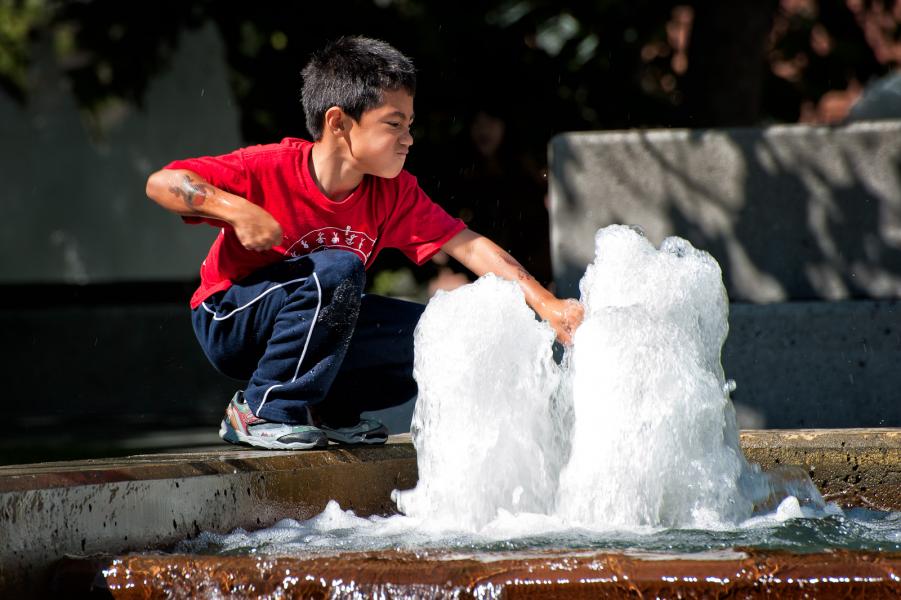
[740,428,901,510]
[1,429,900,596]
[0,436,417,595]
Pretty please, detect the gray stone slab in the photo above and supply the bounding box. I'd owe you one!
[4,304,232,436]
[724,300,901,429]
[548,122,901,428]
[0,23,233,284]
[549,121,901,302]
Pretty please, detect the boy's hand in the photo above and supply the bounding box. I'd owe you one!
[232,203,284,252]
[545,298,584,346]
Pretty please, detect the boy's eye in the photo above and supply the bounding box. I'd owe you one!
[387,122,400,128]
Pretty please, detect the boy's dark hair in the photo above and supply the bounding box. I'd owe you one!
[302,36,417,140]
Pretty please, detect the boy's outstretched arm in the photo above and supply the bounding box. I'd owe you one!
[145,169,282,252]
[441,228,584,345]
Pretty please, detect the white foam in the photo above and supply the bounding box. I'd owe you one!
[397,225,829,532]
[556,226,753,528]
[393,274,564,531]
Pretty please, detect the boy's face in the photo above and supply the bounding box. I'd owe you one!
[346,89,414,179]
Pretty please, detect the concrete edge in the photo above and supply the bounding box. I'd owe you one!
[549,119,901,146]
[1,429,899,595]
[740,428,901,448]
[0,434,415,492]
[739,429,901,511]
[0,436,417,594]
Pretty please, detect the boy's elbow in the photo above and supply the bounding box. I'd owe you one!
[145,169,172,202]
[145,170,161,200]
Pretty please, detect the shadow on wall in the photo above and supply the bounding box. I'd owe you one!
[661,131,901,303]
[549,121,901,429]
[553,123,901,303]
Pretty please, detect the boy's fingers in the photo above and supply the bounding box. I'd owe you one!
[556,299,584,346]
[236,221,282,252]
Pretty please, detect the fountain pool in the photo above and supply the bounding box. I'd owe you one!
[99,227,901,598]
[8,228,901,598]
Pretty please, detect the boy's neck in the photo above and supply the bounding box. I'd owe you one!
[309,140,363,203]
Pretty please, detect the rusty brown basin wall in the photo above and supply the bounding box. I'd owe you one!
[1,429,899,596]
[78,549,901,599]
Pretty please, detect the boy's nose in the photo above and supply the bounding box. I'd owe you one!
[401,130,413,147]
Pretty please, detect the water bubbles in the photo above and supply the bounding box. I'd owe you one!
[401,225,821,531]
[559,227,833,528]
[393,274,562,530]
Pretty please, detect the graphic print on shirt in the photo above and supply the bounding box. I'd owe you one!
[285,226,377,262]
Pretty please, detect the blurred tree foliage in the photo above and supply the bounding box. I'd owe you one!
[0,0,51,102]
[2,0,898,285]
[3,1,895,130]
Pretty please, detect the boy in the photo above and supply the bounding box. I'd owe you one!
[146,36,583,451]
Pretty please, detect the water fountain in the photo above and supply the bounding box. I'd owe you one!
[42,226,899,598]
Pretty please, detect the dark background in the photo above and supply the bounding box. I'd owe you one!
[1,0,899,463]
[3,0,899,289]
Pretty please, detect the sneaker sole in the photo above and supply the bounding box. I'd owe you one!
[219,419,328,451]
[321,428,389,446]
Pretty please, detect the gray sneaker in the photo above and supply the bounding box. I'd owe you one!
[219,391,327,450]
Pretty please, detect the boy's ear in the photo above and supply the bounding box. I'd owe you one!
[324,106,350,136]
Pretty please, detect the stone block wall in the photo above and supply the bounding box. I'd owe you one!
[549,122,901,428]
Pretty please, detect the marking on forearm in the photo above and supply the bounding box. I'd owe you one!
[169,175,214,210]
[497,251,535,282]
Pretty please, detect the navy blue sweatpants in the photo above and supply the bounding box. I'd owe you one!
[191,249,423,425]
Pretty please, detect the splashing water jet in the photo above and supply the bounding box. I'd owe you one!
[393,275,565,530]
[559,226,758,528]
[181,226,869,563]
[397,225,828,532]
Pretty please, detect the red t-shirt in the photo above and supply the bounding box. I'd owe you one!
[165,138,466,308]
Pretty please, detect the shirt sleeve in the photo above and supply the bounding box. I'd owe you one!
[381,173,467,265]
[163,149,249,226]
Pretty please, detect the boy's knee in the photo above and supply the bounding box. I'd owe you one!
[206,351,254,381]
[195,335,256,380]
[315,250,365,292]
